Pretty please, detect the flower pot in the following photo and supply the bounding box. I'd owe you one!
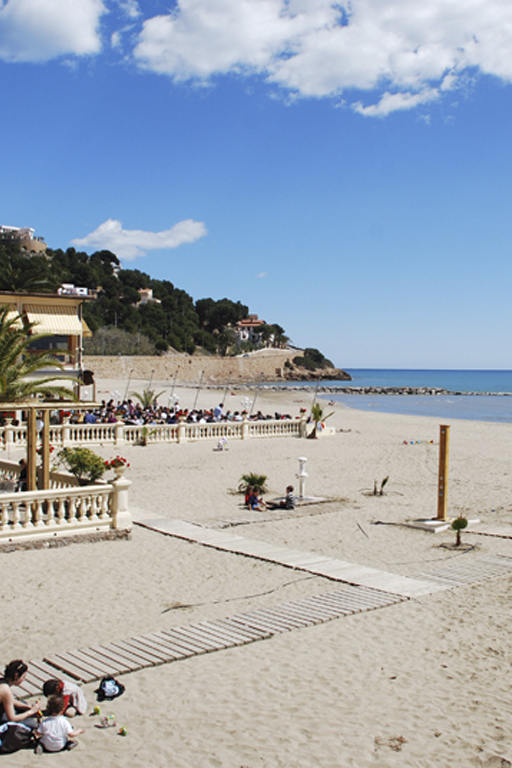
[113,465,126,479]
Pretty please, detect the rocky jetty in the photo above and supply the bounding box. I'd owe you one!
[261,385,512,396]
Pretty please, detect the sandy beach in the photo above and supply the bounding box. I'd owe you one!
[4,379,512,767]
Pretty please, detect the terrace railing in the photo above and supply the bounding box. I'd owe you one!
[0,415,308,449]
[0,459,131,544]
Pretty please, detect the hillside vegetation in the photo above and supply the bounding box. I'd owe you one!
[0,241,333,371]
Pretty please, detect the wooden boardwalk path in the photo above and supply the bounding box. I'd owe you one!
[19,584,405,697]
[136,519,447,599]
[18,521,512,699]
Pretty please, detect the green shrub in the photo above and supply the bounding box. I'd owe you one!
[57,447,106,484]
[238,472,268,493]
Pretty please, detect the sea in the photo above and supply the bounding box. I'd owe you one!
[278,370,512,423]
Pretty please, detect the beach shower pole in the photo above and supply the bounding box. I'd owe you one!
[148,369,154,392]
[437,424,450,520]
[297,457,308,500]
[193,371,204,411]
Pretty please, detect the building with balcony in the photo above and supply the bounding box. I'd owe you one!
[0,225,47,254]
[0,291,91,391]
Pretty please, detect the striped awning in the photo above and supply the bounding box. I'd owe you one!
[82,318,93,338]
[24,305,83,335]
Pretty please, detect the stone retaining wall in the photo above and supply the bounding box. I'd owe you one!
[85,351,296,385]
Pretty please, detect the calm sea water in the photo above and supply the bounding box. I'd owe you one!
[277,370,512,423]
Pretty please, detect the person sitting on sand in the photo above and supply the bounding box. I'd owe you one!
[35,695,84,753]
[42,679,87,717]
[248,487,267,511]
[0,660,41,729]
[267,485,297,511]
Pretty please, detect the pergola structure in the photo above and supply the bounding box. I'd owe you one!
[2,401,99,491]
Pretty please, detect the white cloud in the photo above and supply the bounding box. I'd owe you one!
[119,0,140,19]
[71,218,208,261]
[257,271,268,278]
[353,87,440,117]
[0,0,106,62]
[132,0,512,114]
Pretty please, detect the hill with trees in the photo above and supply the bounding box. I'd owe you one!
[0,240,338,374]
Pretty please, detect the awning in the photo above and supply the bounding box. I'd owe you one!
[82,318,93,338]
[24,305,83,335]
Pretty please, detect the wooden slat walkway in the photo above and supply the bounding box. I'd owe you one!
[19,584,405,696]
[419,554,512,587]
[135,518,445,599]
[18,525,512,700]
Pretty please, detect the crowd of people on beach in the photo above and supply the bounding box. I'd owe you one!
[46,399,296,427]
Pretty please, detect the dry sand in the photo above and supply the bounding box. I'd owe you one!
[4,379,512,767]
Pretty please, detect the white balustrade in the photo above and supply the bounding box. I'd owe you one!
[0,416,307,449]
[0,474,131,544]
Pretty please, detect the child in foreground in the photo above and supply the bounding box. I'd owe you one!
[35,695,84,753]
[43,679,87,717]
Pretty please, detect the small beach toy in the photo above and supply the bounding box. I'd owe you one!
[93,706,101,715]
[99,714,117,728]
[118,727,128,737]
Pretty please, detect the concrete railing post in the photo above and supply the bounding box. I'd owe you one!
[241,414,249,440]
[115,421,125,447]
[4,424,13,450]
[110,476,132,531]
[299,414,308,439]
[177,416,186,444]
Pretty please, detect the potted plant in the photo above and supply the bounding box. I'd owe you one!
[56,447,106,485]
[105,455,130,478]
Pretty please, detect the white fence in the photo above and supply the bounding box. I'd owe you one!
[0,459,131,544]
[0,416,308,449]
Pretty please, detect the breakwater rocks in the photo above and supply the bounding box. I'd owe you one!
[261,385,512,396]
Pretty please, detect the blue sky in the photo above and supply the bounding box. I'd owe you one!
[1,0,512,369]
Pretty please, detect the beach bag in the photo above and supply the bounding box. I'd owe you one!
[0,722,34,754]
[95,675,125,702]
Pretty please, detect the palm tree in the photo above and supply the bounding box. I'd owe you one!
[308,402,334,439]
[0,260,57,293]
[129,388,164,409]
[0,306,77,402]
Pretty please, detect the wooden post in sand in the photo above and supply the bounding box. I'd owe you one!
[437,424,450,520]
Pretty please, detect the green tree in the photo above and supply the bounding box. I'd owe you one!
[130,388,165,409]
[0,306,77,402]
